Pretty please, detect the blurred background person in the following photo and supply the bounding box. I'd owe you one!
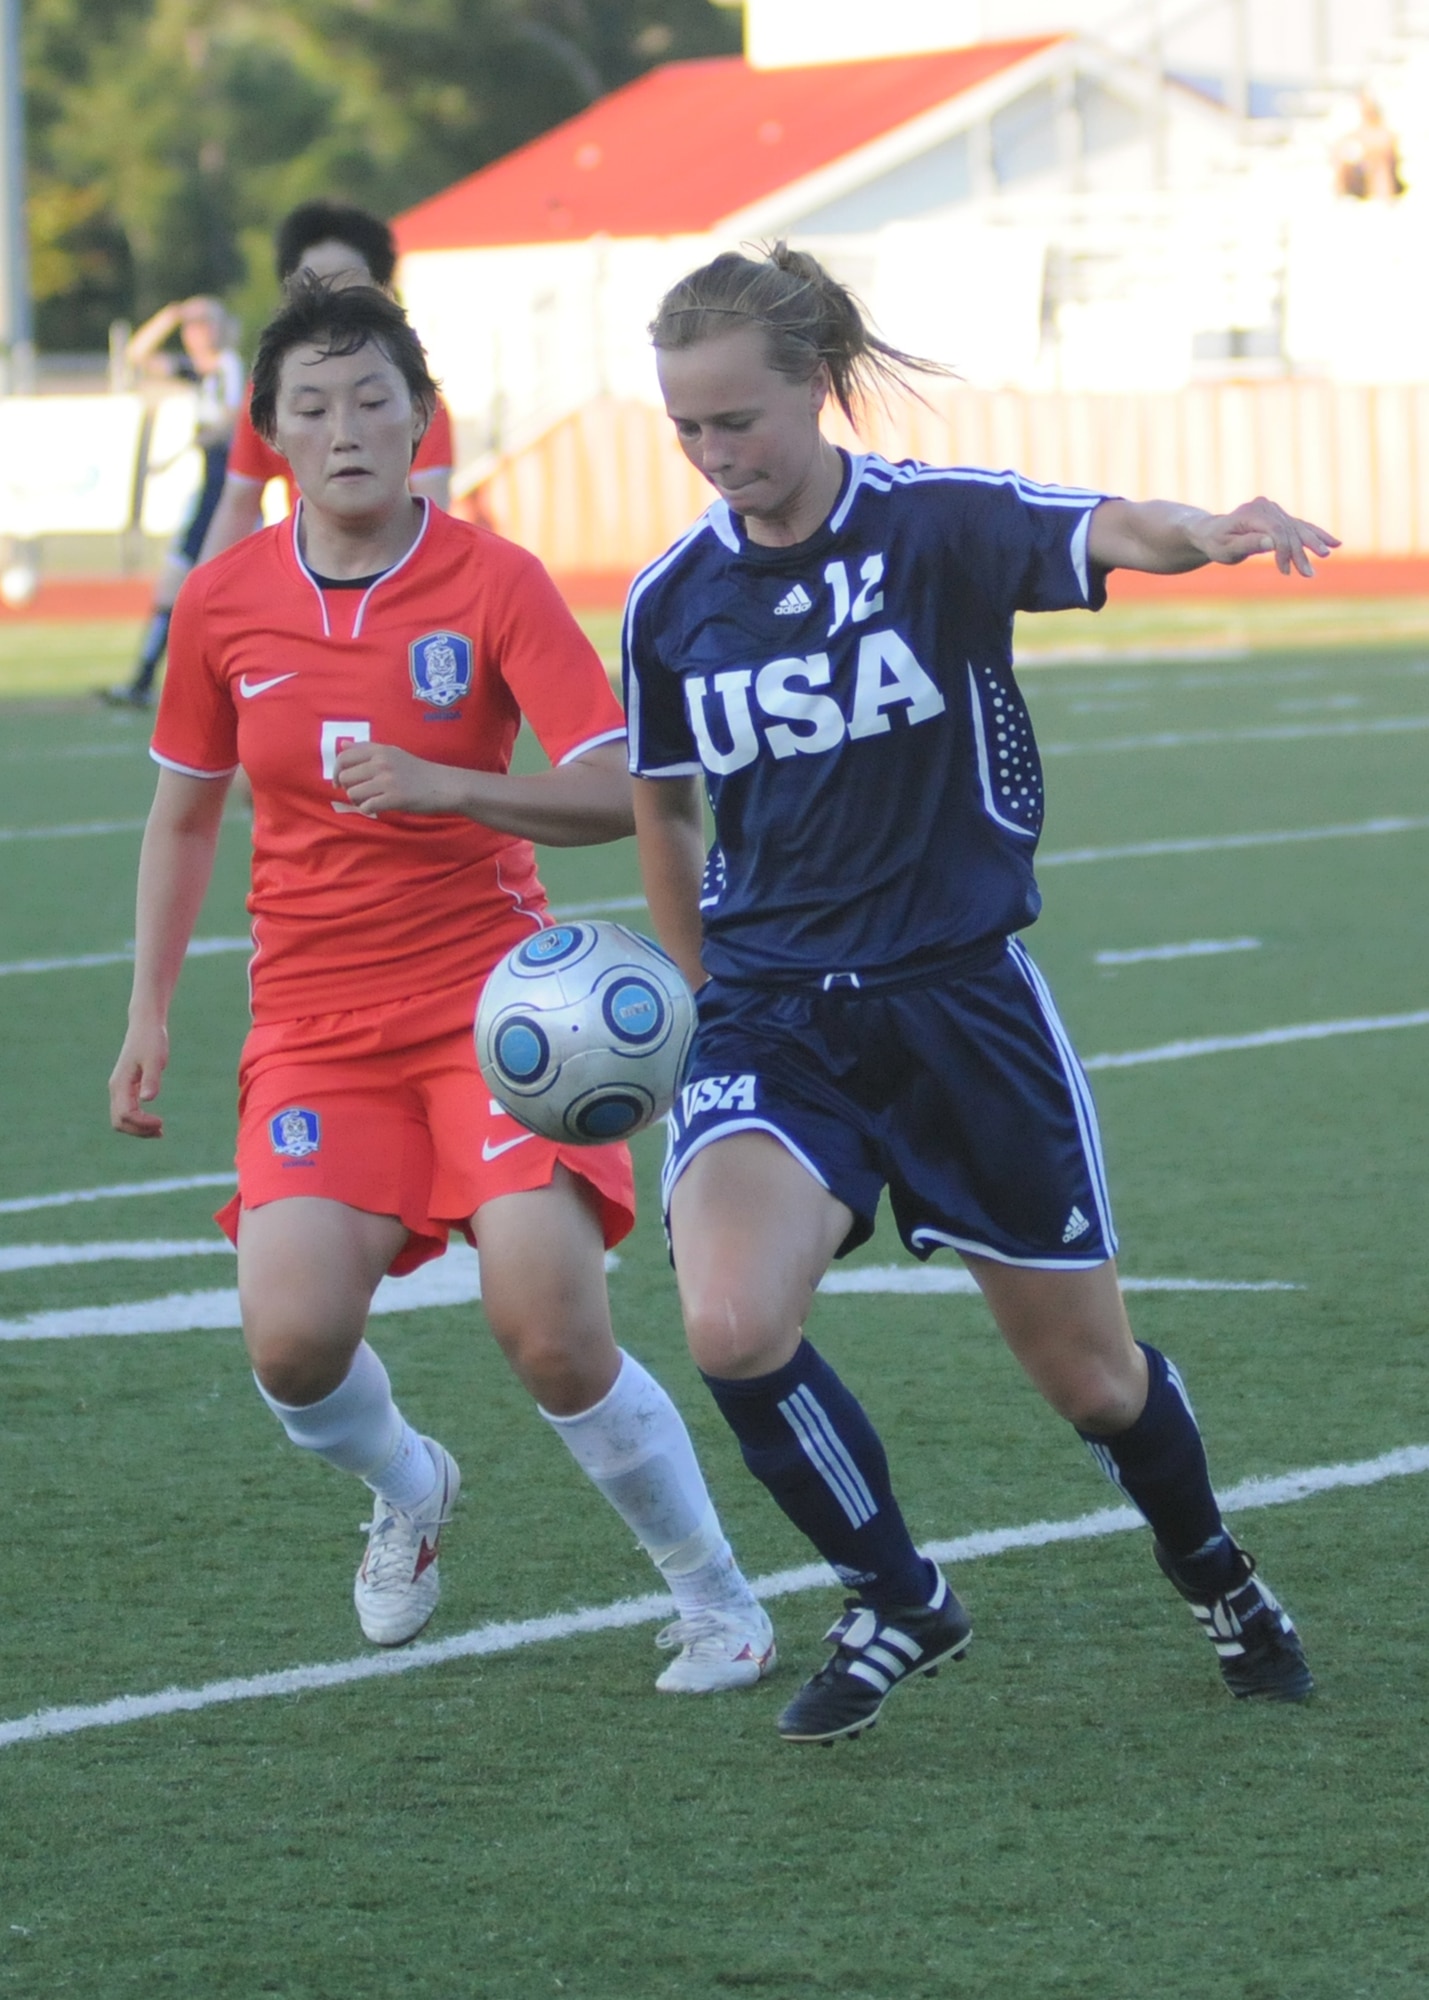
[1332,92,1405,201]
[194,200,453,573]
[103,296,244,708]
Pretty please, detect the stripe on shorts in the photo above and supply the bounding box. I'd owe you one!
[1006,938,1116,1249]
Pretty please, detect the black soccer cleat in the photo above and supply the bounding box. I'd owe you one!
[777,1570,972,1745]
[1154,1539,1314,1702]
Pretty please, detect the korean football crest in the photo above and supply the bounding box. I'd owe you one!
[269,1107,320,1159]
[409,630,473,709]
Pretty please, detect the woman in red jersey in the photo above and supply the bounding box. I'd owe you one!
[108,279,774,1692]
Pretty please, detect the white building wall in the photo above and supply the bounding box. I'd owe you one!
[744,0,1417,82]
[399,15,1429,483]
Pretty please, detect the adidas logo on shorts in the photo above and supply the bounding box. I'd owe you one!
[1062,1206,1091,1243]
[774,584,813,615]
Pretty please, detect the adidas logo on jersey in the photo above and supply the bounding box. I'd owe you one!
[1062,1206,1091,1243]
[773,584,813,615]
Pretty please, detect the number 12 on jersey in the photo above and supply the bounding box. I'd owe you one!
[321,720,371,814]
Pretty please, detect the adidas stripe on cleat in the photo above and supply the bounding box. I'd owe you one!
[777,1570,971,1744]
[354,1439,461,1647]
[1155,1540,1314,1702]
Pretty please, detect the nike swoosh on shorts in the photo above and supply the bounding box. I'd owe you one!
[239,673,298,698]
[481,1132,537,1161]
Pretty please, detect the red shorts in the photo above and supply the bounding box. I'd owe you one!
[217,990,635,1275]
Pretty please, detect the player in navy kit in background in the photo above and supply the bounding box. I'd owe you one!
[625,244,1338,1744]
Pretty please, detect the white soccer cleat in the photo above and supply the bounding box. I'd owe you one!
[353,1440,461,1647]
[654,1602,777,1694]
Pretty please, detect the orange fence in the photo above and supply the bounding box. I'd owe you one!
[469,382,1429,605]
[6,380,1426,619]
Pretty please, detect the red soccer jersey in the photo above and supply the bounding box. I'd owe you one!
[227,392,454,496]
[153,504,626,1025]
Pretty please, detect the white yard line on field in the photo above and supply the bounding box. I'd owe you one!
[0,1239,232,1273]
[3,998,1426,1249]
[0,1242,623,1339]
[1083,1010,1429,1070]
[1041,715,1429,756]
[0,936,250,978]
[818,1267,1297,1297]
[0,818,146,842]
[0,1243,1297,1339]
[1039,814,1429,868]
[0,1173,236,1216]
[2,1442,1423,1749]
[6,818,1426,980]
[1095,939,1261,966]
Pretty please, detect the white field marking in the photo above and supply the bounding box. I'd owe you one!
[0,818,146,842]
[7,820,1422,982]
[1084,1009,1429,1071]
[1039,814,1429,869]
[0,1172,235,1216]
[0,1239,233,1274]
[4,1002,1425,1235]
[0,936,249,978]
[0,1243,619,1341]
[1014,645,1249,667]
[1041,714,1429,757]
[551,895,648,918]
[0,1243,1293,1338]
[1095,938,1261,967]
[3,1442,1423,1749]
[0,741,133,763]
[818,1266,1297,1297]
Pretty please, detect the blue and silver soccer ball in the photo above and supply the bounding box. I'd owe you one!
[475,921,696,1144]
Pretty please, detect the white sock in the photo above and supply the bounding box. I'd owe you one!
[541,1351,755,1617]
[254,1341,438,1510]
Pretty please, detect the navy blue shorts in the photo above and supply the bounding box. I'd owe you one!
[662,937,1116,1270]
[173,443,230,565]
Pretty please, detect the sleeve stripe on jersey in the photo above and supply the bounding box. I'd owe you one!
[833,453,1105,529]
[149,749,240,780]
[639,759,703,779]
[902,465,1106,507]
[557,726,627,766]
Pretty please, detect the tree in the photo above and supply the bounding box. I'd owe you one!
[25,0,740,350]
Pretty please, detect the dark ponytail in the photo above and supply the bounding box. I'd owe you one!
[650,242,953,422]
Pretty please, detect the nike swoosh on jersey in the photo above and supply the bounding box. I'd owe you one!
[238,673,298,698]
[481,1131,537,1161]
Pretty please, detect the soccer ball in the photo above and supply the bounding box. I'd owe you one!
[475,921,696,1144]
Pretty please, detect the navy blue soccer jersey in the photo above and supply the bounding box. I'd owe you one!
[623,450,1110,985]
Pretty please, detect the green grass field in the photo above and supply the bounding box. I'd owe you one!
[1,610,1427,1998]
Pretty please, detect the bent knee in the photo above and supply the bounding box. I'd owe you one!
[243,1306,361,1405]
[1052,1366,1147,1435]
[680,1291,798,1381]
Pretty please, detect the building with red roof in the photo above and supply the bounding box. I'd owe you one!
[393,36,1235,489]
[395,42,1059,253]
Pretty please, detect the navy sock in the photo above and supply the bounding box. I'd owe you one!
[1078,1344,1238,1590]
[701,1339,935,1611]
[132,609,172,694]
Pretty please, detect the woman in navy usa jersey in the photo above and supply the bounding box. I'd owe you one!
[624,244,1337,1745]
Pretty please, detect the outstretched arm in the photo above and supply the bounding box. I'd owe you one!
[1088,496,1339,577]
[108,768,231,1137]
[125,301,184,373]
[332,737,635,847]
[632,775,707,993]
